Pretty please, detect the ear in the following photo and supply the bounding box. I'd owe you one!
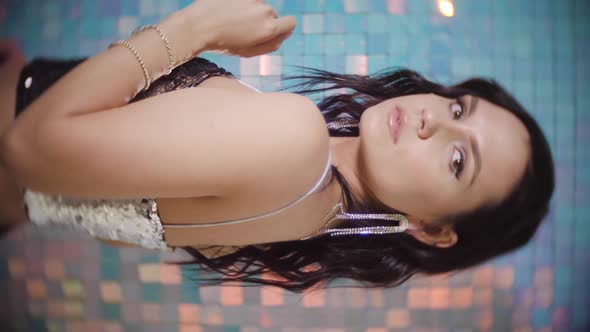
[405,217,458,248]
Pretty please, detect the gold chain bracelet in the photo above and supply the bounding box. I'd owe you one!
[108,24,176,92]
[132,24,175,75]
[108,39,151,91]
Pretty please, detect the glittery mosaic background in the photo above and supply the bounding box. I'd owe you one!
[1,0,589,331]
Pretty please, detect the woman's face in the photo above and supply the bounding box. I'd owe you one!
[359,93,530,224]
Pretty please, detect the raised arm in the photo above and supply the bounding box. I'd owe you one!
[7,14,193,137]
[0,1,313,200]
[3,0,296,152]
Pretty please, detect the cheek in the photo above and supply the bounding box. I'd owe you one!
[396,143,434,176]
[384,145,435,195]
[393,144,449,203]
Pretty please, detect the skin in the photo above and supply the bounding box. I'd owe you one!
[0,40,27,227]
[328,93,531,248]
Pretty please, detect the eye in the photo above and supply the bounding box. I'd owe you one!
[451,147,465,179]
[451,97,465,120]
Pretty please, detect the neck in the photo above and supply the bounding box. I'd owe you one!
[310,135,364,231]
[328,135,365,203]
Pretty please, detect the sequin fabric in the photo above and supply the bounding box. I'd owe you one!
[15,56,236,252]
[23,191,172,251]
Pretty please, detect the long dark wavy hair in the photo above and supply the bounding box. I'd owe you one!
[168,65,555,294]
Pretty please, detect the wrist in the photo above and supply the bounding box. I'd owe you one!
[160,13,210,66]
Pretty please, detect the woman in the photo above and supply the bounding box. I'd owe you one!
[0,0,554,293]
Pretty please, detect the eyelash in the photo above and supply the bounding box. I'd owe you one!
[450,97,466,179]
[452,147,465,179]
[451,97,466,120]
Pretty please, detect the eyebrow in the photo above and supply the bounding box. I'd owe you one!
[468,96,481,187]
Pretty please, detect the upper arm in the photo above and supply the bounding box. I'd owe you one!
[3,88,328,199]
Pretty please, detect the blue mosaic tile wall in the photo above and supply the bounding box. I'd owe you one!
[1,0,589,331]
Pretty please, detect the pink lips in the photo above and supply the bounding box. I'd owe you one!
[389,106,403,144]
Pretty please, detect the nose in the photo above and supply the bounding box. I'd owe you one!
[417,108,468,140]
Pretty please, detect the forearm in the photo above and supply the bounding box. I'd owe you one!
[11,14,204,127]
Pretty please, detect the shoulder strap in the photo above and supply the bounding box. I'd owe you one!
[163,150,332,228]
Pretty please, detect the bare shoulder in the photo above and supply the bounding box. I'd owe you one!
[264,91,326,129]
[225,91,330,197]
[196,76,330,195]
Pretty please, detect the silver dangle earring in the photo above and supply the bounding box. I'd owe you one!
[326,117,360,130]
[299,202,416,240]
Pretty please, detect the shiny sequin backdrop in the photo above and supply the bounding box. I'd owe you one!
[1,0,589,331]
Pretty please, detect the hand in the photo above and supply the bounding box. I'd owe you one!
[173,0,296,58]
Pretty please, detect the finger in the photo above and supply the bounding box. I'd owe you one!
[254,27,292,50]
[273,28,294,44]
[272,15,296,37]
[239,42,279,58]
[260,4,278,18]
[239,31,291,57]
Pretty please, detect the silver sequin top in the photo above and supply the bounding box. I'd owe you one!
[23,192,172,251]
